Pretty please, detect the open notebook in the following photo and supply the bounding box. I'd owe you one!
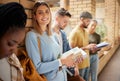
[61,47,87,76]
[62,47,87,60]
[96,42,109,48]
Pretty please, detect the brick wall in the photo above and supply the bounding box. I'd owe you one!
[0,0,35,29]
[115,0,119,44]
[69,0,96,28]
[119,1,120,42]
[50,7,59,20]
[105,0,119,45]
[0,0,19,3]
[96,2,105,19]
[20,0,35,28]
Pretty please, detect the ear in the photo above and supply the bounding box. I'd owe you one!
[33,14,36,20]
[80,17,84,21]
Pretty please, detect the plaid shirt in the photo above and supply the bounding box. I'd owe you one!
[0,54,25,81]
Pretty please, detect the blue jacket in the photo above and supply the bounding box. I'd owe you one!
[26,31,67,81]
[53,30,70,53]
[60,30,71,53]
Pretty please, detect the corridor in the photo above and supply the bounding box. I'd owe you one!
[98,46,120,81]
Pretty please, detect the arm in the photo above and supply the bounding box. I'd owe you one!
[68,31,77,48]
[61,30,71,53]
[25,32,60,74]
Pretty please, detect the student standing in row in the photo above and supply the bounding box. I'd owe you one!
[25,1,75,81]
[52,8,85,81]
[69,11,97,81]
[87,20,101,81]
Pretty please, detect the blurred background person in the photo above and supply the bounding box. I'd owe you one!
[87,20,101,81]
[25,1,75,81]
[69,11,97,81]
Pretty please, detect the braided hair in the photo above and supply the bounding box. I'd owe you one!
[0,2,27,38]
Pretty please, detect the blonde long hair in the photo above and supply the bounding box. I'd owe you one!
[32,1,52,36]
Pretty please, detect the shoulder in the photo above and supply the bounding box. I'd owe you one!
[94,32,101,37]
[26,31,36,37]
[26,31,37,40]
[60,30,66,37]
[70,27,79,36]
[60,30,65,34]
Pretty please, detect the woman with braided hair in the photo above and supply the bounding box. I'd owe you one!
[0,2,27,81]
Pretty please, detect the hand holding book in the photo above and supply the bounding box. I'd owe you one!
[96,42,109,48]
[61,47,87,61]
[61,47,87,76]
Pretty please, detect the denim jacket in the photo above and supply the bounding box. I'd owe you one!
[53,30,70,53]
[60,30,71,53]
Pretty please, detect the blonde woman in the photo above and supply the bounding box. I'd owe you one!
[25,1,75,81]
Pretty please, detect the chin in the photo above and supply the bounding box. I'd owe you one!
[5,53,12,57]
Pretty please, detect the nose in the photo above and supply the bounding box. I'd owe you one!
[10,46,18,54]
[63,23,67,27]
[43,13,47,17]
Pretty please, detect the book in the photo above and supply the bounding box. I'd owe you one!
[66,67,75,76]
[61,47,87,60]
[96,42,109,48]
[61,47,88,76]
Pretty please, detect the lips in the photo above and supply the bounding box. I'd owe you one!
[41,18,49,21]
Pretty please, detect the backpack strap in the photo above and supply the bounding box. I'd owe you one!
[36,35,42,61]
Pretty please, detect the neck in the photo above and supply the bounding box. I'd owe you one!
[41,25,47,32]
[88,30,95,34]
[53,24,60,34]
[79,24,84,30]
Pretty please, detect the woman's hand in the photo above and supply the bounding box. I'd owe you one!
[60,54,75,67]
[74,55,84,64]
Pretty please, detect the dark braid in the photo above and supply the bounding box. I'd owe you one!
[0,2,27,38]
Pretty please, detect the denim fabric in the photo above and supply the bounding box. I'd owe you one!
[89,54,99,81]
[60,30,71,53]
[79,67,90,81]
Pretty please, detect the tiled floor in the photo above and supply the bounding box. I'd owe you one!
[98,46,120,81]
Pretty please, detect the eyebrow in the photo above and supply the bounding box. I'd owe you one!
[12,40,18,44]
[37,9,49,11]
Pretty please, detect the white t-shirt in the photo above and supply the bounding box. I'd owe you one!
[54,32,63,54]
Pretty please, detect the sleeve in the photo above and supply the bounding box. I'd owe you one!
[25,32,60,74]
[68,30,78,48]
[61,31,71,53]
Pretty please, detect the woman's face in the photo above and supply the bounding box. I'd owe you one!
[35,5,50,27]
[0,29,25,59]
[88,21,97,34]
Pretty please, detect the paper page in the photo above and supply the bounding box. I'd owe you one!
[97,42,109,48]
[61,47,87,59]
